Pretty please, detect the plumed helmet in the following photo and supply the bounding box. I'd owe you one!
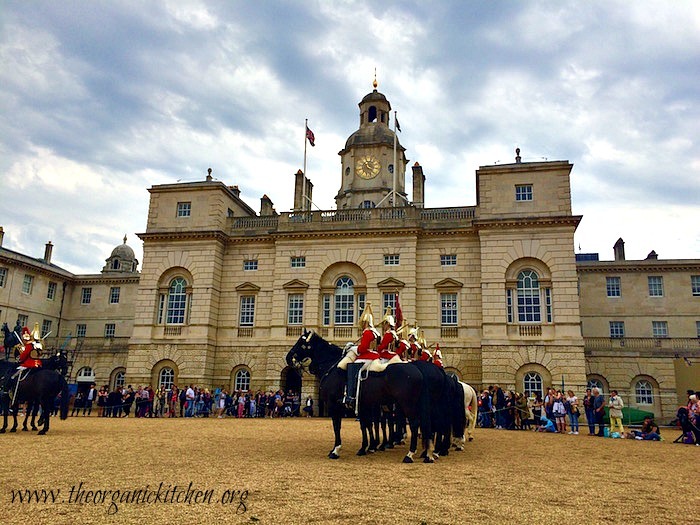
[408,326,419,340]
[31,322,42,341]
[21,326,31,342]
[359,302,375,328]
[382,306,395,327]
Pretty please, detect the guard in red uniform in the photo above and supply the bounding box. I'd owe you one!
[377,307,399,361]
[407,327,421,361]
[343,304,380,407]
[432,343,444,368]
[17,325,43,369]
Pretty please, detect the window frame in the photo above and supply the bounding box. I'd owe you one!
[517,270,541,323]
[523,371,543,398]
[515,184,533,201]
[651,320,668,338]
[81,287,92,305]
[234,368,251,392]
[158,367,175,390]
[104,323,116,338]
[47,281,57,301]
[0,267,6,287]
[109,286,121,304]
[440,254,457,267]
[239,296,256,327]
[22,274,34,295]
[609,321,625,339]
[176,201,191,217]
[606,276,621,298]
[287,293,304,325]
[383,254,400,266]
[76,324,87,338]
[440,293,458,326]
[243,259,258,271]
[290,256,306,268]
[41,319,52,337]
[648,276,664,297]
[635,380,654,405]
[691,275,700,297]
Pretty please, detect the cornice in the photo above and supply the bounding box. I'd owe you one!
[474,215,582,230]
[137,230,230,243]
[577,260,700,273]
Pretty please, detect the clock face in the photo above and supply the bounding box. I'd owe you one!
[356,155,380,179]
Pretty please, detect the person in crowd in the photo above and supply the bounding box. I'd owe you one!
[168,385,178,417]
[71,391,84,416]
[566,389,580,435]
[552,390,568,433]
[217,389,227,418]
[303,395,314,417]
[185,384,195,418]
[478,389,493,428]
[544,387,555,421]
[515,392,530,430]
[633,415,661,441]
[608,390,624,436]
[237,390,246,418]
[493,385,506,429]
[531,392,543,427]
[122,385,135,417]
[97,385,108,417]
[593,387,606,437]
[537,413,556,433]
[504,390,515,430]
[179,386,187,417]
[83,383,96,416]
[583,388,596,435]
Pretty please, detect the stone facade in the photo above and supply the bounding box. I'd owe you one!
[1,86,698,421]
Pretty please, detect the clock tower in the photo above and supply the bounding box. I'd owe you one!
[336,81,408,209]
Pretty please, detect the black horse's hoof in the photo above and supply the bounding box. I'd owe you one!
[32,427,38,432]
[402,455,414,464]
[0,428,5,434]
[10,428,16,433]
[378,444,386,451]
[386,443,394,449]
[328,453,340,460]
[419,450,427,458]
[22,427,28,432]
[356,448,367,456]
[423,456,435,463]
[38,430,47,435]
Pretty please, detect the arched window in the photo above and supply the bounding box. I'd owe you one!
[517,270,541,323]
[368,106,377,123]
[112,259,120,270]
[166,278,187,324]
[234,369,251,392]
[523,372,542,398]
[335,276,355,325]
[114,370,125,390]
[77,367,95,383]
[635,380,653,404]
[587,378,604,393]
[158,367,175,390]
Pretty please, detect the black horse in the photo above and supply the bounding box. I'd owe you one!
[287,330,456,463]
[2,323,21,361]
[0,354,70,434]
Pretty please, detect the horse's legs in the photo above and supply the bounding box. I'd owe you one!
[22,405,29,431]
[10,401,19,432]
[402,417,420,463]
[379,410,389,451]
[357,416,369,456]
[368,408,380,452]
[37,398,51,435]
[328,405,343,459]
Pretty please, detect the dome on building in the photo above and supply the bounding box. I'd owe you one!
[102,235,139,273]
[344,125,398,149]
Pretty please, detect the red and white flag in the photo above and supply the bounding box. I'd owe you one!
[306,125,315,147]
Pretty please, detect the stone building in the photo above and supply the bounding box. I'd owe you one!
[1,85,697,419]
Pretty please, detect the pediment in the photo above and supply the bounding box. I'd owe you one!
[434,278,463,289]
[236,282,261,292]
[282,279,309,290]
[377,277,405,289]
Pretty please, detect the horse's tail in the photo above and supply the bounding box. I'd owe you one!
[453,380,467,438]
[59,377,70,420]
[467,383,478,437]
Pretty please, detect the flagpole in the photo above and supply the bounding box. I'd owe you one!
[302,119,308,211]
[393,111,397,207]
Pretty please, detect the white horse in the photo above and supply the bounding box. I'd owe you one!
[452,380,478,450]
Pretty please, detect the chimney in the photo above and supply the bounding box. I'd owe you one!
[0,226,4,247]
[645,250,658,260]
[260,194,277,216]
[412,162,425,208]
[229,185,240,198]
[44,241,53,264]
[293,170,304,211]
[613,238,625,261]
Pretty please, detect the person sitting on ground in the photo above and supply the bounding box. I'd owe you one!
[633,415,661,441]
[537,414,557,433]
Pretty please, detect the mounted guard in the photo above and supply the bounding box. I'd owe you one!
[17,323,44,371]
[338,303,380,408]
[377,307,402,364]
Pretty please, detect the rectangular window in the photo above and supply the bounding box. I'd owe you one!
[441,293,458,326]
[692,275,700,296]
[322,294,331,326]
[440,254,457,266]
[696,321,700,338]
[22,275,34,294]
[109,286,121,304]
[335,291,354,325]
[648,276,663,297]
[47,281,57,300]
[287,294,304,325]
[290,256,306,268]
[104,323,116,338]
[176,202,191,217]
[243,259,258,271]
[609,321,625,339]
[606,277,621,298]
[17,314,28,327]
[515,184,533,201]
[506,289,513,323]
[76,324,87,338]
[41,319,52,337]
[652,321,668,338]
[357,294,366,323]
[239,296,255,326]
[0,267,7,287]
[382,293,397,313]
[545,288,552,323]
[383,254,400,266]
[81,287,92,304]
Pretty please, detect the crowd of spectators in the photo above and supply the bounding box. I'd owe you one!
[68,384,312,420]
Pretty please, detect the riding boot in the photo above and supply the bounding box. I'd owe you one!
[344,362,363,407]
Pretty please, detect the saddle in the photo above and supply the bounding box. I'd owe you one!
[366,355,403,374]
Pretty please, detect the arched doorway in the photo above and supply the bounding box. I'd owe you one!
[282,366,302,395]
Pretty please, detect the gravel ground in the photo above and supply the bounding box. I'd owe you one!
[0,416,697,525]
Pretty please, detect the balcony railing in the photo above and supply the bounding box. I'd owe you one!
[229,205,476,236]
[584,337,700,354]
[519,325,542,337]
[237,327,254,338]
[163,326,182,337]
[286,326,303,338]
[441,326,458,338]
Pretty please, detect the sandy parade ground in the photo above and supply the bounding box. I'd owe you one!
[0,415,698,525]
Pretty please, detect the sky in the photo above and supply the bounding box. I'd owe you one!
[1,1,699,274]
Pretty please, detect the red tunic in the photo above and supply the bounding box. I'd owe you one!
[417,347,432,362]
[18,341,42,368]
[377,330,398,360]
[356,327,380,360]
[408,342,422,361]
[396,340,410,360]
[433,352,443,368]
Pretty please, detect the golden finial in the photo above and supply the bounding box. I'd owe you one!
[373,68,378,89]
